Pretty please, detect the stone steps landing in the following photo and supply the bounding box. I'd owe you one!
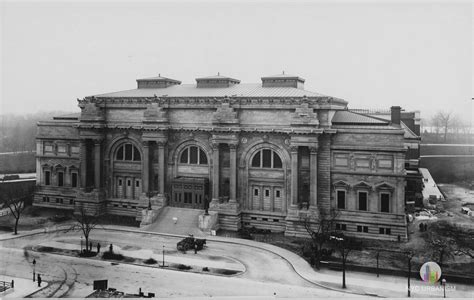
[143,206,206,237]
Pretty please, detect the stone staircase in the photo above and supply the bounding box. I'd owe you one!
[143,207,206,237]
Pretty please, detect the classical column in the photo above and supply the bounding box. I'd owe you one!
[211,142,220,201]
[309,146,318,207]
[80,139,87,188]
[142,141,150,194]
[229,143,237,203]
[290,145,299,207]
[157,142,165,195]
[94,140,101,189]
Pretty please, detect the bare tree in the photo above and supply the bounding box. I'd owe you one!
[67,205,101,253]
[330,232,362,289]
[428,230,454,269]
[302,209,338,268]
[432,111,453,142]
[430,221,474,259]
[0,183,34,234]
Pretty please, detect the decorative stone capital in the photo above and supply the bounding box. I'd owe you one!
[229,143,238,150]
[211,142,220,150]
[290,145,299,153]
[309,146,318,154]
[156,141,167,147]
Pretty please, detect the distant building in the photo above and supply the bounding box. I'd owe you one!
[34,73,420,240]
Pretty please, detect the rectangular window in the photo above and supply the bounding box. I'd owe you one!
[42,197,47,202]
[358,191,368,211]
[262,218,268,221]
[58,172,64,186]
[386,228,391,235]
[71,173,78,187]
[58,145,66,153]
[265,189,270,197]
[336,223,347,231]
[254,189,259,196]
[380,193,390,213]
[45,145,53,152]
[357,225,362,232]
[45,171,51,185]
[127,180,131,187]
[276,190,281,198]
[337,190,346,209]
[69,199,74,205]
[379,228,385,234]
[71,146,80,154]
[136,181,140,187]
[273,219,279,222]
[363,226,368,233]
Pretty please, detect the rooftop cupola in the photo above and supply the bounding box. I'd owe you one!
[261,72,305,89]
[137,74,181,89]
[196,73,240,88]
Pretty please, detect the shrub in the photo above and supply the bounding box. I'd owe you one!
[79,250,97,258]
[176,264,192,270]
[102,251,124,260]
[144,258,157,264]
[202,267,209,272]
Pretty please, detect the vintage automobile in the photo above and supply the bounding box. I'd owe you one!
[177,237,206,252]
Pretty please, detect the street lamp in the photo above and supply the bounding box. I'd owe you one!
[162,245,165,267]
[442,278,446,298]
[32,259,36,282]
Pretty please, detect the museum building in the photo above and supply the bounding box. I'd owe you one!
[34,73,418,240]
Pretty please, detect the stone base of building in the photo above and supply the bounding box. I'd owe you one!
[198,211,220,233]
[209,200,242,231]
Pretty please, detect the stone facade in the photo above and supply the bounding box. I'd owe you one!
[34,74,415,240]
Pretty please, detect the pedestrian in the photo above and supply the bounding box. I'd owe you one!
[109,243,113,253]
[194,242,198,254]
[97,243,101,253]
[37,274,42,287]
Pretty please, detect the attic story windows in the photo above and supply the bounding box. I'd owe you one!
[116,143,141,162]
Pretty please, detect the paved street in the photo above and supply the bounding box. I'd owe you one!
[0,227,472,298]
[0,229,355,298]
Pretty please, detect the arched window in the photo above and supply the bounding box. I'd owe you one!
[116,143,141,161]
[179,146,208,165]
[251,149,282,168]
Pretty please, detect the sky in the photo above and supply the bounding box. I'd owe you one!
[1,0,473,124]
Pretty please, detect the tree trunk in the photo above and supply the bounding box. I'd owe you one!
[85,236,89,252]
[14,217,19,235]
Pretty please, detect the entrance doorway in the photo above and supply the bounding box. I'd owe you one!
[171,177,209,209]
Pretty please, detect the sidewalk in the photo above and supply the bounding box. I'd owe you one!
[0,275,48,298]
